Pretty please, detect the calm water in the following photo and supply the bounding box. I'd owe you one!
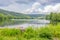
[0,19,50,28]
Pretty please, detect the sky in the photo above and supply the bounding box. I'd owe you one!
[0,0,60,14]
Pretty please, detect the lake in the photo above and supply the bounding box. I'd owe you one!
[0,19,50,28]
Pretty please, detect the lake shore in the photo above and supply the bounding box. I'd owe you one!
[0,23,60,40]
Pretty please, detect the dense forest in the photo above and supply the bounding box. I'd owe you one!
[0,13,12,21]
[46,12,60,24]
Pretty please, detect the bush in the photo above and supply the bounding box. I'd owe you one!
[0,24,60,40]
[23,27,36,39]
[0,36,4,40]
[1,28,21,36]
[37,27,53,40]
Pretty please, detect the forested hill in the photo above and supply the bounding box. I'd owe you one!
[0,9,46,19]
[0,9,30,19]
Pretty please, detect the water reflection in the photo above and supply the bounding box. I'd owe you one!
[0,19,50,28]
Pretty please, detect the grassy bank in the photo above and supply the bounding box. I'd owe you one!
[0,24,60,40]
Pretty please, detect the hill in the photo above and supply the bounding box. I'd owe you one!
[0,9,46,19]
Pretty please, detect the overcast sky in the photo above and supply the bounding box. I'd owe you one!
[0,0,60,14]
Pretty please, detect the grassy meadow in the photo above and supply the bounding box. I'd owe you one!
[0,23,60,40]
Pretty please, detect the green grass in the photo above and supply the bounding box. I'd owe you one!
[0,24,60,40]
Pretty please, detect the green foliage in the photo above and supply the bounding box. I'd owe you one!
[0,13,13,22]
[38,27,53,39]
[1,28,21,36]
[46,12,60,24]
[23,27,36,39]
[0,24,60,40]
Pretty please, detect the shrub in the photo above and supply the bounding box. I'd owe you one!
[1,28,21,36]
[23,27,36,39]
[37,27,53,40]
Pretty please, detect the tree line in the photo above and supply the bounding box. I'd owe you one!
[0,13,14,21]
[46,12,60,24]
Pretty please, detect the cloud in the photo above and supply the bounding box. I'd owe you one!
[32,2,41,9]
[43,5,53,12]
[0,0,60,6]
[43,3,60,13]
[0,3,21,12]
[0,0,60,14]
[53,3,60,12]
[24,3,60,14]
[0,0,17,6]
[0,2,30,13]
[16,0,60,5]
[16,0,35,4]
[24,2,41,14]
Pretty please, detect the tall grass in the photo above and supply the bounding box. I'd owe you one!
[0,24,60,40]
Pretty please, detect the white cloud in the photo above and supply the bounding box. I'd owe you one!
[24,2,41,14]
[26,3,60,13]
[32,2,41,8]
[0,2,30,13]
[0,3,21,12]
[0,0,60,14]
[53,3,60,12]
[43,5,53,12]
[35,8,42,12]
[34,3,60,14]
[43,3,60,13]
